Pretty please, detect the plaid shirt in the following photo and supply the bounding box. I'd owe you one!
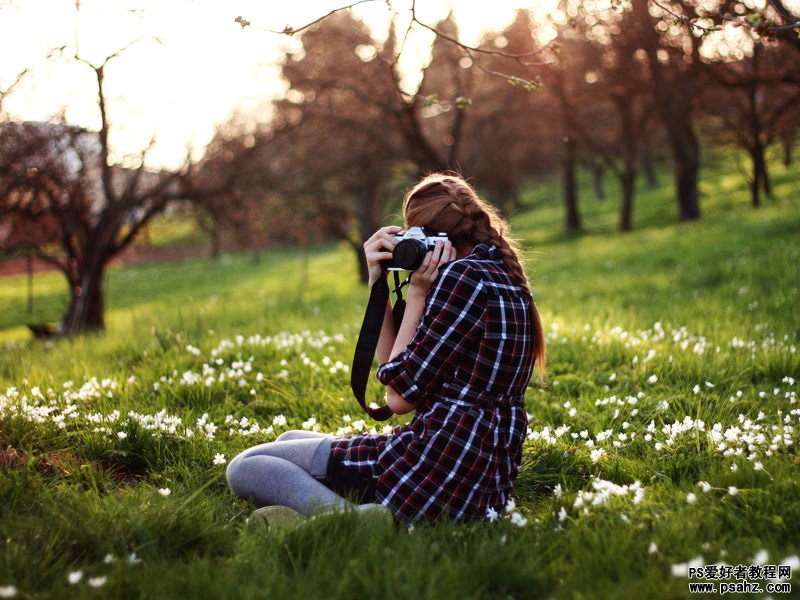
[330,243,536,523]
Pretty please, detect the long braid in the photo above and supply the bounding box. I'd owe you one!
[403,174,546,383]
[462,199,531,297]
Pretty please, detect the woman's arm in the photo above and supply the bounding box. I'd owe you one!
[385,240,456,415]
[365,226,402,364]
[375,298,395,364]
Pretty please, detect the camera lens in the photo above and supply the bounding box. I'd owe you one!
[392,239,428,270]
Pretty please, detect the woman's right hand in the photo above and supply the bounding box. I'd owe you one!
[364,226,402,286]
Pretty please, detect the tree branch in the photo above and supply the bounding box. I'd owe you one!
[266,0,382,35]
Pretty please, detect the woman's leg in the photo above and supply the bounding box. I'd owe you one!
[275,430,330,442]
[227,454,348,514]
[226,432,347,514]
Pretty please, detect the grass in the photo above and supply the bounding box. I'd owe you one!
[1,154,799,599]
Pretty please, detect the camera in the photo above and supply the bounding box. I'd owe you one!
[381,226,449,271]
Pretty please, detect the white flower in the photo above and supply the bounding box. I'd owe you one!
[728,486,739,496]
[648,542,658,554]
[693,384,701,394]
[158,488,171,497]
[705,381,715,388]
[686,493,697,504]
[103,554,116,564]
[688,556,704,569]
[272,414,287,427]
[87,576,107,588]
[213,453,226,465]
[485,507,499,522]
[68,571,83,584]
[117,431,127,440]
[557,506,568,522]
[0,585,17,598]
[782,555,800,572]
[590,448,606,463]
[753,549,769,565]
[671,563,687,577]
[647,374,658,384]
[730,463,738,472]
[505,497,516,513]
[698,481,712,493]
[509,511,528,527]
[128,553,141,565]
[553,484,563,498]
[753,461,764,471]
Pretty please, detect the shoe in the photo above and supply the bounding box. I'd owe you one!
[246,505,304,534]
[305,503,395,529]
[355,503,395,529]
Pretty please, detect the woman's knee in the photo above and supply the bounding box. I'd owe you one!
[226,454,250,497]
[277,430,324,442]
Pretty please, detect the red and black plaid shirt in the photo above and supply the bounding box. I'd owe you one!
[330,243,536,523]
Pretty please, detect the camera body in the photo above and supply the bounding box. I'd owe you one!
[382,226,449,271]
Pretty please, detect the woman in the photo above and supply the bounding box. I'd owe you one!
[227,173,545,526]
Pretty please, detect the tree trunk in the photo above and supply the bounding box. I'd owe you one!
[354,243,369,284]
[631,0,701,222]
[750,174,761,208]
[745,69,772,203]
[354,181,381,284]
[591,160,605,201]
[669,121,701,221]
[613,92,638,233]
[209,225,222,260]
[759,147,773,198]
[619,170,636,232]
[447,103,467,169]
[750,145,763,208]
[641,147,657,188]
[563,135,581,233]
[395,103,444,172]
[62,262,105,333]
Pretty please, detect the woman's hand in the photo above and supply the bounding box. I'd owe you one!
[408,240,457,301]
[364,226,402,287]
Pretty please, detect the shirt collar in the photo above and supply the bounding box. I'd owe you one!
[468,243,498,260]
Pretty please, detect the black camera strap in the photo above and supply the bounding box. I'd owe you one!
[351,271,408,421]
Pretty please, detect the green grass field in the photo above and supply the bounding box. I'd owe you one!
[1,156,799,599]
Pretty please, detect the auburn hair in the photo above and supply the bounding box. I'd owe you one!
[402,173,545,383]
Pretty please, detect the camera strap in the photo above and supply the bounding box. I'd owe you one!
[350,271,408,421]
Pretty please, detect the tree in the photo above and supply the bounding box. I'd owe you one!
[649,0,800,52]
[0,46,189,334]
[269,12,410,281]
[462,11,561,215]
[631,0,704,222]
[416,12,474,171]
[549,4,655,232]
[702,41,800,206]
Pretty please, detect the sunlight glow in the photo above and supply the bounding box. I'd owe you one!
[0,1,556,169]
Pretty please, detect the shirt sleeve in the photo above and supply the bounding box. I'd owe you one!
[376,260,486,406]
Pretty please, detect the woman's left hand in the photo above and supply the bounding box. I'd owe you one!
[408,240,457,300]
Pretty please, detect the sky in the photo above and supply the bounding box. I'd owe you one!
[0,0,557,169]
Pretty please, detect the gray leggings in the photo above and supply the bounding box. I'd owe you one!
[226,430,352,515]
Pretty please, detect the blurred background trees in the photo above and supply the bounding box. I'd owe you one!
[2,0,800,332]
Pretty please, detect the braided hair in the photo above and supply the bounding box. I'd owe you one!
[402,173,546,382]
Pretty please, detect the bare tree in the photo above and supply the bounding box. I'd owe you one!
[703,41,800,206]
[0,45,191,334]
